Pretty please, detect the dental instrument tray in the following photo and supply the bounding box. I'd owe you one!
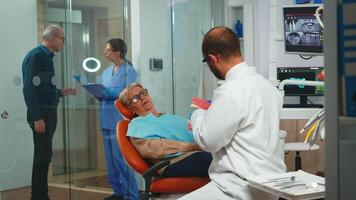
[247,170,325,200]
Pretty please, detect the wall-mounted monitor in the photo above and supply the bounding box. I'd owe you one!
[283,5,323,55]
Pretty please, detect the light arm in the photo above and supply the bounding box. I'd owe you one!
[278,79,324,96]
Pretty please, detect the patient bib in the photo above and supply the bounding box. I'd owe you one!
[127,113,195,143]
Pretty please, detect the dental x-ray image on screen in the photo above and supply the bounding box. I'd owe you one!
[283,5,323,55]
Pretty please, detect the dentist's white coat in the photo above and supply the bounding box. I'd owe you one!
[182,62,286,200]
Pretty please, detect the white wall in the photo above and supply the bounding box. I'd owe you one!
[227,0,269,76]
[171,1,212,117]
[134,0,174,113]
[269,0,324,81]
[270,0,324,104]
[132,0,212,117]
[227,0,324,80]
[256,0,272,77]
[0,0,37,190]
[226,0,324,105]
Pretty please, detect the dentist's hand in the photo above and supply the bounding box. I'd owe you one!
[188,122,192,131]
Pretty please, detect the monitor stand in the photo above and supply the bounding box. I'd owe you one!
[283,96,324,108]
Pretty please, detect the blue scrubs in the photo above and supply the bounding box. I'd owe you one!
[98,63,138,200]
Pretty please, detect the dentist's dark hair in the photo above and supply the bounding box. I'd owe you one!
[202,26,241,60]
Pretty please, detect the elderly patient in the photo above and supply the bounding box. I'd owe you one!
[118,83,212,177]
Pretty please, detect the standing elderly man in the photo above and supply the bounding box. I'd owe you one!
[180,26,286,199]
[22,24,76,200]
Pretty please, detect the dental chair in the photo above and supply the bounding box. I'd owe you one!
[114,100,210,200]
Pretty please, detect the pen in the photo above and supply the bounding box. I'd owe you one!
[304,120,318,143]
[308,121,320,147]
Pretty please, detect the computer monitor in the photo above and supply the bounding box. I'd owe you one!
[277,67,324,108]
[283,5,323,55]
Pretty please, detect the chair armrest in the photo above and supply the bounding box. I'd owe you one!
[142,152,184,178]
[142,159,171,178]
[141,158,172,198]
[162,152,184,159]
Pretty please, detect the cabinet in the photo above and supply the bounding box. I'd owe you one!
[225,0,254,66]
[324,0,356,199]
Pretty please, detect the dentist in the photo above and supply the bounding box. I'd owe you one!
[180,26,286,200]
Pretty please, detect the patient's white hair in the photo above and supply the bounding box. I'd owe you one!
[119,82,144,107]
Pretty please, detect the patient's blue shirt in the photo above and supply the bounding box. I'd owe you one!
[127,113,195,143]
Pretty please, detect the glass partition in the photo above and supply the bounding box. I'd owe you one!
[46,0,131,198]
[137,0,216,117]
[0,0,131,199]
[171,0,213,117]
[0,1,39,199]
[0,0,218,199]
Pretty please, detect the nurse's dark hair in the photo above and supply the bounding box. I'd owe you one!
[107,38,131,64]
[202,26,241,60]
[119,82,144,107]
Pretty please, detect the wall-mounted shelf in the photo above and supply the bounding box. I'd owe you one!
[225,0,254,66]
[281,108,322,119]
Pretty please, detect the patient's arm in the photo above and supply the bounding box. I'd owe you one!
[130,137,200,159]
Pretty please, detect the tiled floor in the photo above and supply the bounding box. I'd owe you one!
[50,170,112,191]
[72,174,111,189]
[0,185,111,200]
[1,170,113,200]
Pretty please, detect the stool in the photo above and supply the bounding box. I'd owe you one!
[278,130,287,161]
[284,142,320,171]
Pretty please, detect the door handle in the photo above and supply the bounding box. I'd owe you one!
[1,111,9,119]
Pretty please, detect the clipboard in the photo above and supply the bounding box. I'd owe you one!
[73,75,115,101]
[81,83,113,101]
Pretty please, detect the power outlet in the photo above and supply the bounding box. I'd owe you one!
[149,58,163,71]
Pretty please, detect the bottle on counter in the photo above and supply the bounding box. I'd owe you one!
[235,20,243,38]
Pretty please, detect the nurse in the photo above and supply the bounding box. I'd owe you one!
[99,38,138,200]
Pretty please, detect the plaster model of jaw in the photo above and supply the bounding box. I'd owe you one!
[190,97,211,110]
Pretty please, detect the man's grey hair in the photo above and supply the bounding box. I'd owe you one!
[42,25,63,41]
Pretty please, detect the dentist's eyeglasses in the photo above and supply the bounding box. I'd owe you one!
[202,56,208,63]
[104,48,117,53]
[56,36,65,42]
[202,54,218,64]
[129,89,148,105]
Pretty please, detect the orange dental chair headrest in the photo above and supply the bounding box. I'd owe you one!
[114,100,136,120]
